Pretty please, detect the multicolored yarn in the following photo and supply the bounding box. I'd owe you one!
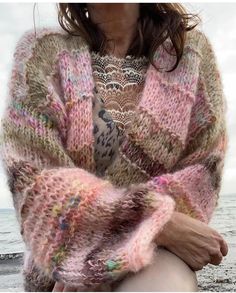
[0,26,228,291]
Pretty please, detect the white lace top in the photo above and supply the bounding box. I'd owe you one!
[90,51,149,176]
[91,51,149,133]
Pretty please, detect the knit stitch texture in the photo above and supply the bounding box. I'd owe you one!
[0,26,228,291]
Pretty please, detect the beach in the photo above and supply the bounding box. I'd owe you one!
[0,194,235,292]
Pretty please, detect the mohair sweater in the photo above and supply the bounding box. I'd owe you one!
[0,26,228,291]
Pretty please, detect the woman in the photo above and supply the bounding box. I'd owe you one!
[0,3,228,292]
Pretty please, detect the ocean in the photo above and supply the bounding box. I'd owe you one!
[0,209,25,255]
[0,209,24,291]
[0,194,235,291]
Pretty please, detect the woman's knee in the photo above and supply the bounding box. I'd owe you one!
[112,247,198,292]
[153,247,198,291]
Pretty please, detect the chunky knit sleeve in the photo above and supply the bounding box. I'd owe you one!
[148,32,228,224]
[0,29,175,290]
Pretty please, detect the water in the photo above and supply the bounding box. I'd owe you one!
[0,209,25,255]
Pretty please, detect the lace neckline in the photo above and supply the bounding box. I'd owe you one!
[90,51,149,65]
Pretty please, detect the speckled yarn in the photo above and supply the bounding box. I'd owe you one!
[0,26,228,291]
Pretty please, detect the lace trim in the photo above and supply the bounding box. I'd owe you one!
[91,51,149,132]
[90,51,149,65]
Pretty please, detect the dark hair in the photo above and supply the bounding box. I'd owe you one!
[56,3,200,72]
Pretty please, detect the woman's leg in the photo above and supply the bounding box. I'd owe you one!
[112,247,198,292]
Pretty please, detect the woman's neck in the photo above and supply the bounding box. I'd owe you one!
[87,4,140,58]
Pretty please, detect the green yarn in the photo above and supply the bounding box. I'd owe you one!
[51,244,66,265]
[106,260,120,271]
[11,100,52,126]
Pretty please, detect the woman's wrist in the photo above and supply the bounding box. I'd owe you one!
[155,211,179,248]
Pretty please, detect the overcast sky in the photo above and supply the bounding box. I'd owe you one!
[0,3,236,209]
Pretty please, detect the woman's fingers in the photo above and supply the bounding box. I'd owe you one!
[210,251,223,266]
[220,238,229,256]
[52,281,65,292]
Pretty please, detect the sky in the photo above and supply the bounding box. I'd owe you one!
[0,3,236,209]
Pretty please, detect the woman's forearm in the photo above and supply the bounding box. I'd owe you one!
[155,211,179,248]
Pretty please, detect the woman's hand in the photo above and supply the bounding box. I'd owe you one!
[155,211,228,271]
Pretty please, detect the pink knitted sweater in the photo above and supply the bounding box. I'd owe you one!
[0,26,228,291]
